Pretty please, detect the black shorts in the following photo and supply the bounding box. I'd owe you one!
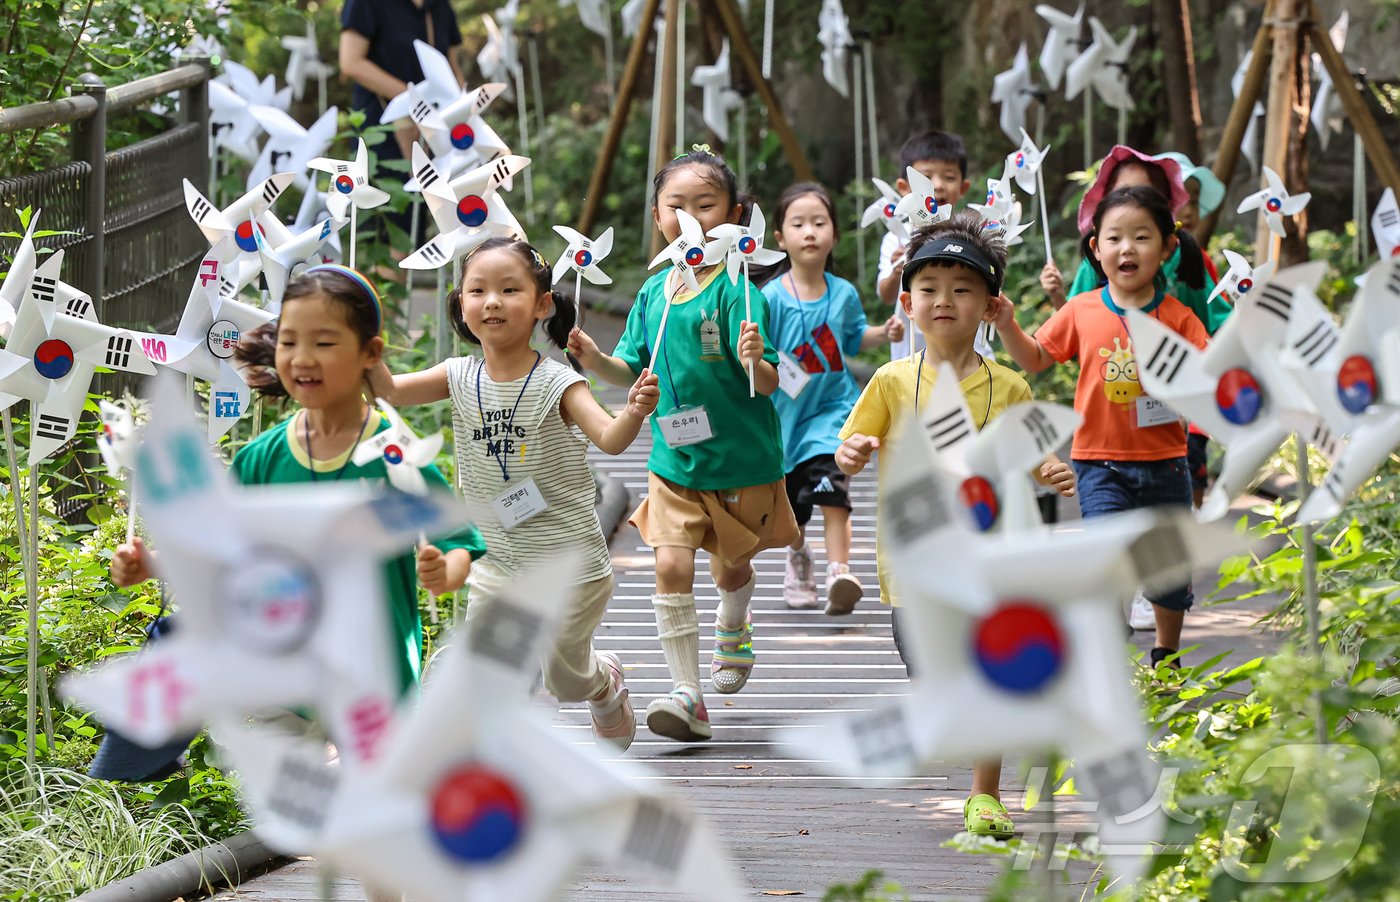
[785,454,852,525]
[1187,432,1209,491]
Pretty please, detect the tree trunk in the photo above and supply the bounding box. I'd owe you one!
[1281,10,1311,266]
[1154,0,1203,162]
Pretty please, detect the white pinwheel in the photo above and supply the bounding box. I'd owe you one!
[215,559,749,902]
[893,165,953,232]
[817,0,852,98]
[991,44,1035,144]
[707,205,786,396]
[0,252,156,464]
[788,408,1251,885]
[1237,166,1312,240]
[392,84,514,189]
[1231,50,1266,175]
[401,146,529,270]
[63,373,472,765]
[1374,188,1400,259]
[859,177,909,243]
[561,0,610,37]
[691,39,742,143]
[247,105,340,229]
[308,138,390,221]
[1130,263,1341,521]
[1065,16,1136,111]
[208,80,261,162]
[1035,2,1084,92]
[353,399,444,498]
[478,2,521,87]
[1309,12,1349,152]
[252,212,341,311]
[129,241,278,442]
[969,163,1033,244]
[1209,248,1277,306]
[183,173,298,296]
[648,208,711,295]
[552,225,614,287]
[0,210,40,337]
[96,400,137,480]
[1006,129,1050,196]
[282,18,334,104]
[217,60,292,115]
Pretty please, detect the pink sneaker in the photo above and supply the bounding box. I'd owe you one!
[590,652,636,753]
[645,686,712,741]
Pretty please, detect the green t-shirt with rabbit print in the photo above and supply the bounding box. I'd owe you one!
[614,265,785,490]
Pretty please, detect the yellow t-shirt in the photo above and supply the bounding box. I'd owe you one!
[838,355,1033,607]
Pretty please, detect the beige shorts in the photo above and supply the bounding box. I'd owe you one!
[632,472,799,567]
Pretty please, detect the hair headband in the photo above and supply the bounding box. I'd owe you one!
[302,263,383,333]
[902,237,1002,295]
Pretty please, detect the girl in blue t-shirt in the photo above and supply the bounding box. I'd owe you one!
[760,183,902,616]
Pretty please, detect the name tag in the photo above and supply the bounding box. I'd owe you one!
[491,476,548,528]
[657,405,713,447]
[776,351,810,399]
[1136,395,1179,428]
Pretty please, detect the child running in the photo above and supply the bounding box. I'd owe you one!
[837,213,1075,838]
[111,264,486,698]
[760,181,903,614]
[568,147,798,742]
[995,186,1210,669]
[369,238,659,753]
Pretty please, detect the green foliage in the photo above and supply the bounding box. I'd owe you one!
[823,869,910,901]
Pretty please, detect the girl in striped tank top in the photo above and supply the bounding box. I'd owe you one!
[370,237,660,753]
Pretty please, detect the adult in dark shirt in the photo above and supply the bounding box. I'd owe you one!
[339,0,465,163]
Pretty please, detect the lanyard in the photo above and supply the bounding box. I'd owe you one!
[475,351,542,482]
[304,405,372,482]
[785,272,838,374]
[913,351,993,431]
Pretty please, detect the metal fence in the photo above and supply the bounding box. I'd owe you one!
[0,61,211,333]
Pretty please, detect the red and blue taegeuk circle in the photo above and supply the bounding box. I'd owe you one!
[1236,277,1254,294]
[1266,196,1283,213]
[574,248,593,268]
[450,123,476,150]
[1014,151,1026,169]
[684,246,705,266]
[1337,354,1379,415]
[34,339,74,379]
[234,219,261,253]
[335,175,354,194]
[430,765,526,864]
[382,444,405,466]
[738,235,757,255]
[457,196,489,228]
[882,202,897,219]
[924,197,938,215]
[1216,367,1264,425]
[958,475,999,532]
[972,602,1065,694]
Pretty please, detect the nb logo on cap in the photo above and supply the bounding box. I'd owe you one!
[946,244,964,252]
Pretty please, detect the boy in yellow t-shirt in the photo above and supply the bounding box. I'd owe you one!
[835,212,1076,839]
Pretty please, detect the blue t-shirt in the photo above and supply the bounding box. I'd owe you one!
[764,272,866,472]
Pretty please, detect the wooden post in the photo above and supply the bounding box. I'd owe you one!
[1197,0,1274,243]
[651,0,681,258]
[1257,0,1302,266]
[1307,3,1400,194]
[711,0,813,182]
[578,0,663,236]
[1155,0,1202,162]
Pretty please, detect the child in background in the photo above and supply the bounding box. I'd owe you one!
[1040,146,1225,334]
[111,265,485,694]
[876,130,995,360]
[370,238,660,754]
[837,213,1076,839]
[568,148,798,742]
[996,186,1210,669]
[761,181,903,614]
[1154,151,1225,278]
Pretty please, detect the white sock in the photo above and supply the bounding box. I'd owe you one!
[715,571,755,631]
[653,593,701,693]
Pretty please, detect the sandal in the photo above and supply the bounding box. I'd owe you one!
[964,793,1014,839]
[710,618,754,694]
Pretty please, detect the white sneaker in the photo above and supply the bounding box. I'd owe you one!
[824,562,863,616]
[784,545,819,609]
[1129,589,1156,631]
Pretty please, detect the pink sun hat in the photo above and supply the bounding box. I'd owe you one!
[1076,145,1190,235]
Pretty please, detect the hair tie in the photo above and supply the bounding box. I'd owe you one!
[529,248,547,270]
[302,263,383,334]
[674,143,714,160]
[1175,220,1184,230]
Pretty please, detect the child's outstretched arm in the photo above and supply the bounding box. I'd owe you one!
[860,315,904,350]
[111,537,154,587]
[416,543,472,597]
[367,360,451,406]
[737,321,779,396]
[1041,262,1068,309]
[1035,453,1076,497]
[992,294,1056,373]
[567,327,639,388]
[561,368,660,454]
[836,433,880,476]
